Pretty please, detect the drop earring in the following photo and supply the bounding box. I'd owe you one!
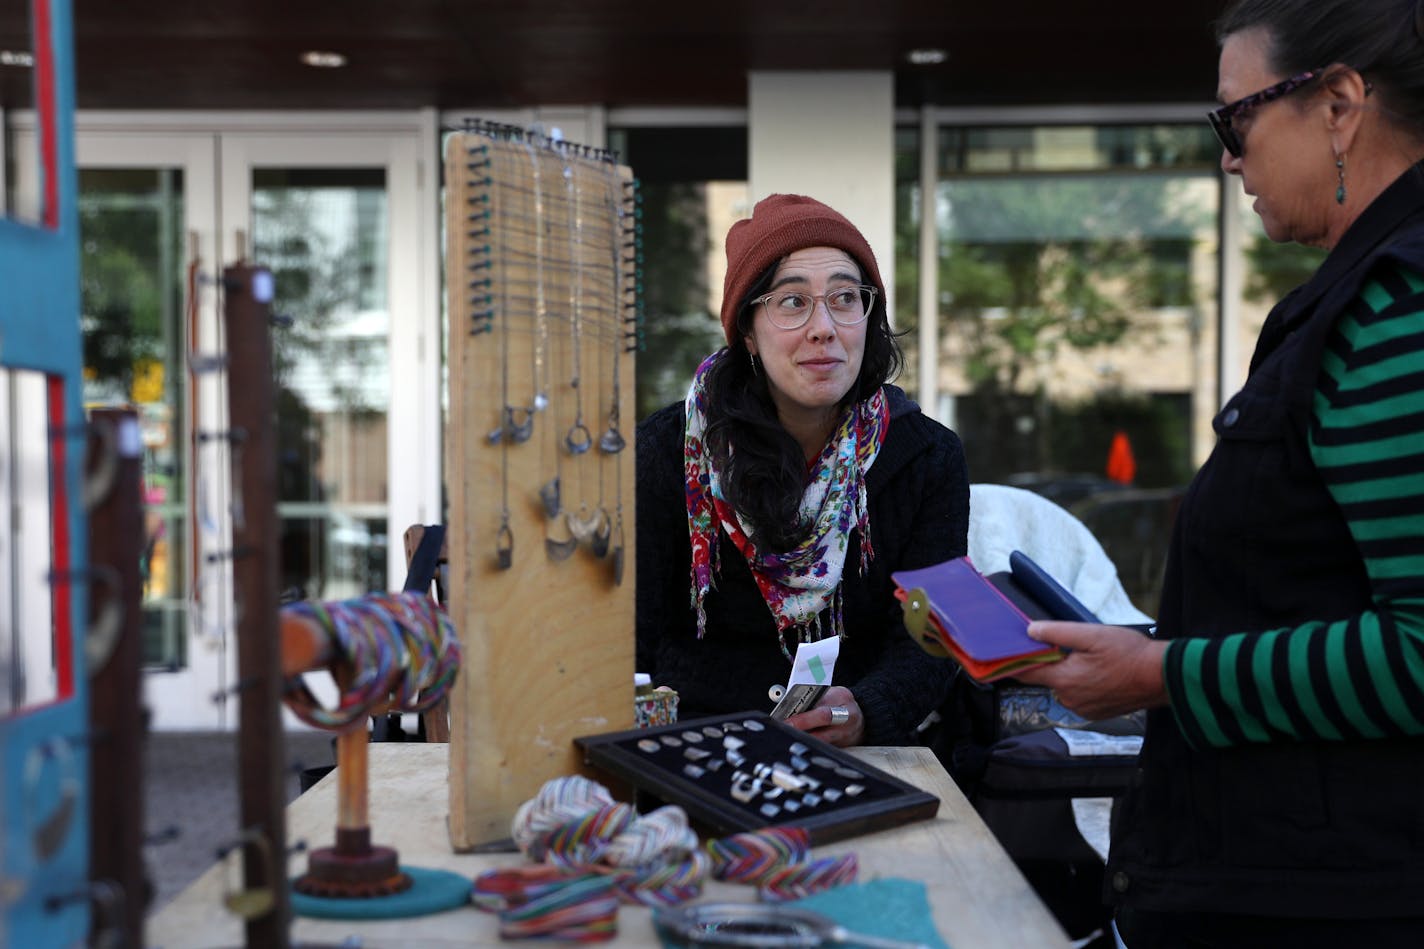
[1335,153,1347,205]
[748,351,758,376]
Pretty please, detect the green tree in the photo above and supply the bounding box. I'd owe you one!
[935,174,1210,481]
[633,182,724,419]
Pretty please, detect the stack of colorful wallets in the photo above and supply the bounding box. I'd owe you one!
[892,553,1076,683]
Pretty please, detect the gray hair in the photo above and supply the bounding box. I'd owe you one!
[1218,0,1424,133]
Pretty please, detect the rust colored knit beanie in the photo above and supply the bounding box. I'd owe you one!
[719,193,884,346]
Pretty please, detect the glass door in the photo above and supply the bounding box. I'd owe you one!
[17,130,224,727]
[14,119,435,729]
[219,133,428,610]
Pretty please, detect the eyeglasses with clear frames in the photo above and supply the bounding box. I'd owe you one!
[1207,67,1325,158]
[751,284,878,330]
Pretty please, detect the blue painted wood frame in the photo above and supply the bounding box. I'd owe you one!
[0,0,91,945]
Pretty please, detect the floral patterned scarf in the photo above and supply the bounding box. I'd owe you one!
[684,350,889,660]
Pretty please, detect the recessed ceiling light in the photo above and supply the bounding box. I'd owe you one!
[0,50,34,68]
[906,48,948,66]
[300,50,347,69]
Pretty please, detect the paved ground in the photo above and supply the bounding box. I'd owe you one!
[143,729,336,911]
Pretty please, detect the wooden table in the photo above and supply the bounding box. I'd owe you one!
[146,744,1068,948]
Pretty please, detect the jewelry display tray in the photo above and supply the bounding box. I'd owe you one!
[574,712,939,845]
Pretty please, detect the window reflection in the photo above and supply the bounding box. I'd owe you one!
[252,168,389,601]
[77,168,187,668]
[898,124,1221,615]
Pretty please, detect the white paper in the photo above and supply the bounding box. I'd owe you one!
[1053,728,1144,758]
[787,635,840,689]
[1071,797,1114,863]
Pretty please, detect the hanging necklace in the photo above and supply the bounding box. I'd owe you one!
[543,151,581,562]
[561,159,609,552]
[492,147,514,568]
[607,175,640,584]
[562,159,592,457]
[521,138,551,418]
[598,171,627,456]
[478,153,533,447]
[521,138,563,523]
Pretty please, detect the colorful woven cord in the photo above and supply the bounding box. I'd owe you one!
[601,805,698,869]
[705,825,858,901]
[498,777,858,921]
[470,865,593,912]
[610,850,710,907]
[541,802,638,867]
[752,853,859,902]
[511,775,616,857]
[280,591,461,731]
[504,776,713,911]
[598,805,706,907]
[492,872,620,942]
[706,826,810,881]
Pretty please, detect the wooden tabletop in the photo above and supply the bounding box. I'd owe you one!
[146,743,1068,948]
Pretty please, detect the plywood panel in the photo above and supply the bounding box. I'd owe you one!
[444,129,638,847]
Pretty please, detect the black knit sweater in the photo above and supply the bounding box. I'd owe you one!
[635,385,970,745]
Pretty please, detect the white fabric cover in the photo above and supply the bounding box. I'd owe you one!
[967,482,1153,626]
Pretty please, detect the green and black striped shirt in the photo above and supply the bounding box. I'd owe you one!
[1165,262,1424,748]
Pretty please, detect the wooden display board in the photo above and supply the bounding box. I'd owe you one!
[444,126,638,847]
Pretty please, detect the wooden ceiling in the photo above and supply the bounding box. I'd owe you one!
[0,1,1229,112]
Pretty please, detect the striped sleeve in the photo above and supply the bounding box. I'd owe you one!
[1164,262,1424,748]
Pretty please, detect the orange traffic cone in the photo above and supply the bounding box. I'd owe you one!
[1106,429,1136,485]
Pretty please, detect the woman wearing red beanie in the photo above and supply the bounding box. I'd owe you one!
[635,194,970,746]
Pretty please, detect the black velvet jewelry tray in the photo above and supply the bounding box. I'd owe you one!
[573,711,939,845]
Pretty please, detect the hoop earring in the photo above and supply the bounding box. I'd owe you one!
[1336,152,1347,205]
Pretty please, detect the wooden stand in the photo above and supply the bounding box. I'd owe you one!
[292,722,412,898]
[444,128,639,847]
[85,408,147,947]
[224,263,291,947]
[280,598,453,898]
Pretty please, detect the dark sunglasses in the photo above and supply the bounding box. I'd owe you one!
[1207,68,1326,158]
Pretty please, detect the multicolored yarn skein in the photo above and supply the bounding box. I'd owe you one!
[280,591,461,731]
[510,775,707,905]
[472,775,860,939]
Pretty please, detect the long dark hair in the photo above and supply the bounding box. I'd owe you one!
[701,257,904,552]
[1218,0,1424,135]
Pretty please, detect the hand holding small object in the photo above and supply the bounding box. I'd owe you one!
[787,685,863,747]
[1016,621,1169,720]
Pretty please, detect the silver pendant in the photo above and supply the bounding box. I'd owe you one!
[538,477,561,518]
[564,421,592,455]
[598,426,625,453]
[495,523,514,570]
[566,505,608,546]
[590,510,612,558]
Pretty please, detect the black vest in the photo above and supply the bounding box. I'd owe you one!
[1107,164,1424,918]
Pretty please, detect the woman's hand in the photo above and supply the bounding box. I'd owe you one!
[787,685,864,747]
[1014,622,1171,720]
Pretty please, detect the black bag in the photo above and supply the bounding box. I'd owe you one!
[946,682,1142,862]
